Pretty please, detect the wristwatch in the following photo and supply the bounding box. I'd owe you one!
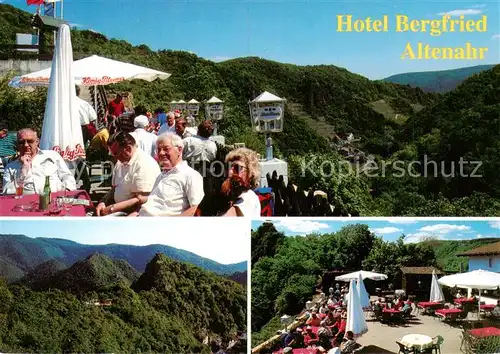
[109,204,115,213]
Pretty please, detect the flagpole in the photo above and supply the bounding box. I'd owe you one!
[61,0,64,19]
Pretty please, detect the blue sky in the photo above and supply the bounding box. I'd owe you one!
[4,0,499,79]
[251,219,500,243]
[0,218,250,264]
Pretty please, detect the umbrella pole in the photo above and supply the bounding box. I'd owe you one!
[94,85,97,113]
[478,289,481,320]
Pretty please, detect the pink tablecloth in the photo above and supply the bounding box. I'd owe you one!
[435,308,462,315]
[0,190,92,216]
[480,305,495,311]
[274,348,318,354]
[469,327,500,338]
[383,308,401,314]
[417,302,442,308]
[454,298,476,304]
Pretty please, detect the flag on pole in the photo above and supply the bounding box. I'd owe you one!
[26,0,44,5]
[44,1,55,16]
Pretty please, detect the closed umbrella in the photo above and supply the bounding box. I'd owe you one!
[40,24,84,161]
[346,279,368,337]
[357,272,371,310]
[429,269,444,303]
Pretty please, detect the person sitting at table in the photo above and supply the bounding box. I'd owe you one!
[317,323,333,350]
[306,312,322,327]
[96,131,160,216]
[394,297,404,310]
[137,132,204,216]
[331,313,347,338]
[319,303,329,315]
[2,128,76,195]
[321,311,336,327]
[327,337,342,354]
[283,327,303,348]
[340,331,357,354]
[304,326,319,347]
[456,290,463,299]
[492,300,500,317]
[222,148,261,217]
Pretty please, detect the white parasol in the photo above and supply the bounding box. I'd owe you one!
[40,24,84,161]
[336,270,388,282]
[357,272,371,310]
[438,269,500,316]
[346,279,368,337]
[9,54,171,88]
[429,269,445,303]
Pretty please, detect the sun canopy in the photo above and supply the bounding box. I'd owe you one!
[438,269,500,290]
[336,270,388,282]
[8,55,171,88]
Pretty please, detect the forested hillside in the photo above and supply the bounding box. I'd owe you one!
[1,3,499,216]
[0,253,246,353]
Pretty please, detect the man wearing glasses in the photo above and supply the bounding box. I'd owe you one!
[2,128,76,195]
[96,131,160,216]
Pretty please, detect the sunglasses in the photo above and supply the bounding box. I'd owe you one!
[229,163,246,174]
[17,139,36,145]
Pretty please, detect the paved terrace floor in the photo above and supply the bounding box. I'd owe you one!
[356,311,471,354]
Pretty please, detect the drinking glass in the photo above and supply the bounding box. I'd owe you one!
[62,191,73,216]
[14,174,25,199]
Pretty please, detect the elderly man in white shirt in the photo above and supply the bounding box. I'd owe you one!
[130,115,157,158]
[138,132,204,216]
[157,112,176,135]
[96,131,160,216]
[2,128,77,195]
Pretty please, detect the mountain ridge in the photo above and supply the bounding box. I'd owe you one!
[383,64,497,93]
[0,234,247,282]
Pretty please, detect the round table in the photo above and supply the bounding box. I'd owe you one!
[401,334,433,351]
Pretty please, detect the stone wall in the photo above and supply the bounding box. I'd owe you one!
[0,59,51,76]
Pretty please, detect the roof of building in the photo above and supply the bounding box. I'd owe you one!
[457,241,500,257]
[400,266,444,275]
[32,14,68,29]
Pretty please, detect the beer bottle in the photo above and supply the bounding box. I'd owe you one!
[39,176,51,211]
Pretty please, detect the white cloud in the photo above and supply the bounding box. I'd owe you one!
[489,221,500,229]
[370,227,403,235]
[209,56,232,62]
[471,4,486,8]
[404,233,444,244]
[388,219,418,225]
[419,224,470,234]
[437,8,482,16]
[274,219,330,234]
[492,34,500,40]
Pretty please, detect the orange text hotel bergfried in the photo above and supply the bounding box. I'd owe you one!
[336,15,489,60]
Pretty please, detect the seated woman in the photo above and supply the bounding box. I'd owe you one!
[222,148,261,217]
